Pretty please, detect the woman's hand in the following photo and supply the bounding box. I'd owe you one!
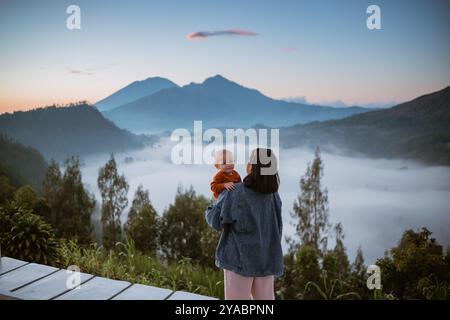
[223,182,236,191]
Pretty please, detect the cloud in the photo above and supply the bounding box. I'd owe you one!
[66,63,119,76]
[67,68,94,76]
[187,29,258,40]
[283,96,398,109]
[80,140,450,264]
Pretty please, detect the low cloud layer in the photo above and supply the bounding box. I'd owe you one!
[81,140,450,264]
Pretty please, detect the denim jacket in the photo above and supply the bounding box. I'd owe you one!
[205,183,284,277]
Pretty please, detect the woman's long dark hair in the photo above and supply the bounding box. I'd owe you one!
[243,148,280,194]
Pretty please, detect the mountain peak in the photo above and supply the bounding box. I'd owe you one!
[95,76,178,111]
[142,76,172,83]
[203,74,234,85]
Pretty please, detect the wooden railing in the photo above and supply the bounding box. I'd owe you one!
[0,257,217,300]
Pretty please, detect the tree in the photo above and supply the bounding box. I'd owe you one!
[159,185,216,266]
[281,149,360,300]
[322,223,350,281]
[0,175,15,205]
[289,147,330,253]
[349,246,368,298]
[376,228,449,299]
[199,222,221,266]
[276,252,296,299]
[98,154,129,250]
[14,185,39,210]
[124,185,160,254]
[42,157,96,244]
[42,159,62,224]
[59,156,96,243]
[294,245,322,299]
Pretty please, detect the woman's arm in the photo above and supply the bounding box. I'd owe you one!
[274,192,283,236]
[205,190,234,231]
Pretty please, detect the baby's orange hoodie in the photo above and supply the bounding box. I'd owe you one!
[210,170,242,199]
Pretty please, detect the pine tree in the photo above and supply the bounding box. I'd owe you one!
[159,185,216,266]
[350,245,368,298]
[333,223,350,279]
[98,154,129,250]
[289,147,330,253]
[43,157,95,243]
[352,246,366,281]
[60,156,96,243]
[124,185,160,254]
[43,159,62,224]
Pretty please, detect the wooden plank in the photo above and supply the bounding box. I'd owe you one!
[0,257,217,301]
[0,257,28,276]
[168,291,218,300]
[10,269,94,300]
[0,263,58,292]
[55,276,131,300]
[112,283,173,300]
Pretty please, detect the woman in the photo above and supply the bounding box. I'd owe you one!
[205,148,284,300]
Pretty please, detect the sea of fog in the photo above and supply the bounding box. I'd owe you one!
[80,140,450,264]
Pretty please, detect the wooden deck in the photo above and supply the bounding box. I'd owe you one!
[0,257,217,300]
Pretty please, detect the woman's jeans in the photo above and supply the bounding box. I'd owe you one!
[223,269,275,300]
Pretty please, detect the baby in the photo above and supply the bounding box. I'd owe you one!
[210,149,241,200]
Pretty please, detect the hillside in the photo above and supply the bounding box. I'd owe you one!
[282,86,450,165]
[0,134,48,190]
[0,103,145,160]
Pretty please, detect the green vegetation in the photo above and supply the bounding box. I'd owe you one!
[124,185,160,255]
[43,157,96,244]
[288,147,330,253]
[0,148,448,299]
[376,227,449,299]
[278,148,450,300]
[159,186,219,267]
[0,134,48,191]
[56,238,224,299]
[0,202,59,265]
[98,154,129,250]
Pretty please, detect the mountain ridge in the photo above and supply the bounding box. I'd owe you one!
[0,103,146,160]
[281,85,450,165]
[103,74,372,133]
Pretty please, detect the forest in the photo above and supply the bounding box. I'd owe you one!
[1,148,448,299]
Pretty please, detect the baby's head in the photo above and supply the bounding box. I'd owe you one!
[214,149,235,173]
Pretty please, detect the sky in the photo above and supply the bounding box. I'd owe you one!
[0,0,449,113]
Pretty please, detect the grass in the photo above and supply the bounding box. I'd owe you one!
[55,238,224,299]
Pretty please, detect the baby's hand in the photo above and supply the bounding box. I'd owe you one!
[223,182,236,191]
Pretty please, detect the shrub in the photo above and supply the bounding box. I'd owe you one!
[0,202,59,264]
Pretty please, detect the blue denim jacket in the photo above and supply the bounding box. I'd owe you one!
[205,183,284,277]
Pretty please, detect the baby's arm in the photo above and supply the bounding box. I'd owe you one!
[211,179,226,194]
[211,179,236,193]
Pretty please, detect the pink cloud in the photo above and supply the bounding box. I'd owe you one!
[187,29,258,40]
